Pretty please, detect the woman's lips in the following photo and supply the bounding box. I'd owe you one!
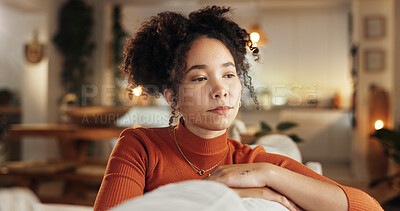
[208,106,232,115]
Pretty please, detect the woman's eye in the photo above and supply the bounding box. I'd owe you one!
[192,77,207,82]
[225,74,236,78]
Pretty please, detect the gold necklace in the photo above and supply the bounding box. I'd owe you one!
[173,127,229,176]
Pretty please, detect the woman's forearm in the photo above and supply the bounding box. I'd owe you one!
[263,163,348,211]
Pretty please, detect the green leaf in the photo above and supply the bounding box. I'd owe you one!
[371,128,399,140]
[277,122,298,131]
[371,128,400,163]
[260,121,272,133]
[369,177,388,188]
[254,131,267,138]
[288,134,302,143]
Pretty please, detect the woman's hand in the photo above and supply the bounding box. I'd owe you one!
[206,163,349,211]
[205,163,302,211]
[231,187,302,211]
[205,163,272,188]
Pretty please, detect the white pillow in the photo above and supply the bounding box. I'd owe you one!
[250,134,302,163]
[33,203,92,211]
[0,187,39,211]
[112,180,247,211]
[112,180,289,211]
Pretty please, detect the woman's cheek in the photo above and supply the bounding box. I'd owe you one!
[230,87,241,104]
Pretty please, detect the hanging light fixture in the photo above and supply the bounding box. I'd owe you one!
[248,24,268,47]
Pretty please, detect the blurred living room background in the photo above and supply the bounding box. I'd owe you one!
[0,0,400,209]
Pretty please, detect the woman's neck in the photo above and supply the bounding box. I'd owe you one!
[181,118,227,139]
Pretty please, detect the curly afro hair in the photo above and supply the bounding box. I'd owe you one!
[121,5,260,125]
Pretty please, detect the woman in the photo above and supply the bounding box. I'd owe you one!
[94,6,382,211]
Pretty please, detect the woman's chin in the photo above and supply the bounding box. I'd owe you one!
[208,124,230,131]
[183,113,236,131]
[202,120,233,131]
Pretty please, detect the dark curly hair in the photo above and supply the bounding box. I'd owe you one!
[121,6,260,125]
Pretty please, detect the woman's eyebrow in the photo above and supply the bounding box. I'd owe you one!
[187,62,235,72]
[187,64,207,72]
[222,62,235,67]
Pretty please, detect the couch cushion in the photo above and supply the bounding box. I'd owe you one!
[250,134,302,163]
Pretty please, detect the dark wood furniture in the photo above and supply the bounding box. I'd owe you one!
[0,124,126,206]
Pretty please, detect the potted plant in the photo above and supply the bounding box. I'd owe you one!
[111,5,128,105]
[370,127,400,186]
[53,0,95,105]
[254,121,303,143]
[241,121,302,145]
[369,127,400,209]
[371,128,400,163]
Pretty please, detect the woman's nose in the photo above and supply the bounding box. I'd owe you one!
[214,89,228,98]
[210,80,228,99]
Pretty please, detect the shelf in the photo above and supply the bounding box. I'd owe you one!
[0,106,21,115]
[0,159,106,181]
[0,160,106,206]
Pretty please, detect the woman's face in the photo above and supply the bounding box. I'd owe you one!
[174,37,242,137]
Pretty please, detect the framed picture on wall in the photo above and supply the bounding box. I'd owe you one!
[364,48,385,72]
[364,15,386,39]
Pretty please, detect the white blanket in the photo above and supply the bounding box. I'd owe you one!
[112,180,289,211]
[0,187,40,211]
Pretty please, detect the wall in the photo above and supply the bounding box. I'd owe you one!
[351,0,395,180]
[0,4,41,100]
[395,1,400,130]
[243,5,352,109]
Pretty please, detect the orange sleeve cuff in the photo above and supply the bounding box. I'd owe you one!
[339,185,383,211]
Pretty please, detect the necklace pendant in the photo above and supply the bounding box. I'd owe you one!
[198,170,205,176]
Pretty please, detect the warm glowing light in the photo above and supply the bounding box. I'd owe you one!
[248,24,268,46]
[250,32,260,43]
[132,86,143,96]
[374,120,384,130]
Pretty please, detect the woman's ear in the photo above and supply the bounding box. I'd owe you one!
[164,89,175,107]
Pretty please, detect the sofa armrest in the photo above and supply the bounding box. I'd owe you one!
[249,134,323,175]
[305,161,323,175]
[251,134,303,163]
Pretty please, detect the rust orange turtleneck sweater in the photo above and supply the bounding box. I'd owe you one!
[94,122,382,210]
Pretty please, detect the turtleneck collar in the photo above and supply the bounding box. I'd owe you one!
[174,120,228,155]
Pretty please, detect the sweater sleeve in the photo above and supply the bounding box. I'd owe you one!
[93,128,151,210]
[236,145,383,211]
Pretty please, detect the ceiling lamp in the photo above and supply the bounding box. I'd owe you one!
[248,25,268,47]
